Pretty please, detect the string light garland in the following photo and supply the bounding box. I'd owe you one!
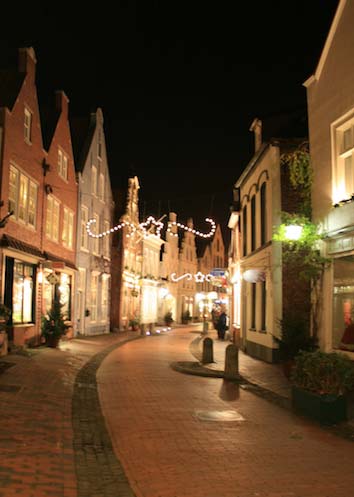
[86,216,216,240]
[167,217,216,238]
[170,272,213,283]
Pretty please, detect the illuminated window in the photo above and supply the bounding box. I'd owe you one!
[58,149,68,180]
[92,213,99,254]
[46,195,60,241]
[91,165,97,196]
[12,260,34,324]
[251,195,256,251]
[251,283,256,329]
[332,114,354,203]
[24,107,32,143]
[81,206,89,250]
[62,207,74,249]
[58,273,71,320]
[9,165,38,228]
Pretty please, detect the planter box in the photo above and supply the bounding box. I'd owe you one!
[292,386,347,425]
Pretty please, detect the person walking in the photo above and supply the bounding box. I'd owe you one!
[216,305,228,340]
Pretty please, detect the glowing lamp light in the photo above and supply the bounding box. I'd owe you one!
[243,269,266,283]
[284,224,303,241]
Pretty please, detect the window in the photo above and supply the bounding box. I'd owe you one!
[9,165,38,228]
[91,165,97,196]
[261,280,266,331]
[103,220,110,257]
[90,273,98,321]
[251,195,256,251]
[242,205,247,256]
[58,149,68,180]
[58,273,71,320]
[12,260,34,324]
[62,207,74,249]
[24,107,32,143]
[80,206,89,250]
[46,195,60,241]
[260,183,267,245]
[101,275,109,322]
[99,173,104,200]
[333,116,354,203]
[251,283,256,329]
[92,213,99,254]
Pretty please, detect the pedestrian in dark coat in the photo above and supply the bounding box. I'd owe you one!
[216,307,228,340]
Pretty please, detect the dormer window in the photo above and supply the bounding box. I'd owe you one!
[24,107,32,143]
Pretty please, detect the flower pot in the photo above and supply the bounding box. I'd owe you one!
[291,386,347,425]
[46,334,61,348]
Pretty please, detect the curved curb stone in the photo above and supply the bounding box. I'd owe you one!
[72,336,141,497]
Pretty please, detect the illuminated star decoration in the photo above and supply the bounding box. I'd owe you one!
[170,272,213,282]
[167,217,216,238]
[86,216,216,240]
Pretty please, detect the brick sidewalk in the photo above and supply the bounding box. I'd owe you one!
[0,331,140,497]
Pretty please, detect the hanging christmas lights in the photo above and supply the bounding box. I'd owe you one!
[86,216,216,240]
[167,217,216,238]
[170,271,213,283]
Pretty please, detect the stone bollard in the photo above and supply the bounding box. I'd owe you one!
[202,337,213,364]
[224,344,239,380]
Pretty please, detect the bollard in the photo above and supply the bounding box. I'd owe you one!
[202,321,209,334]
[224,344,239,380]
[202,337,213,364]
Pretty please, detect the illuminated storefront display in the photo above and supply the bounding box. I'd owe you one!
[12,261,34,324]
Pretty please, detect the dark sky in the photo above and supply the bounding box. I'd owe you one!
[0,1,340,239]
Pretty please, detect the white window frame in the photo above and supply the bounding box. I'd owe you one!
[103,219,110,257]
[46,195,60,241]
[9,164,38,228]
[62,207,74,249]
[24,107,32,143]
[92,213,99,255]
[80,206,89,250]
[58,148,68,180]
[332,110,354,204]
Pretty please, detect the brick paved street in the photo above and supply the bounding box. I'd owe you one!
[0,326,354,497]
[99,328,354,497]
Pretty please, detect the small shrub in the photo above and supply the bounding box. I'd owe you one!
[291,350,354,396]
[164,311,173,325]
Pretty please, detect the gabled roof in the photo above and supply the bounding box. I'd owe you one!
[303,0,345,87]
[0,69,25,111]
[40,104,60,151]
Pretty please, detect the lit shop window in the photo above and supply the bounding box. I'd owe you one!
[58,273,71,320]
[12,261,34,324]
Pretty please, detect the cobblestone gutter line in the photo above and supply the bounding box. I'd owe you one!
[72,338,140,497]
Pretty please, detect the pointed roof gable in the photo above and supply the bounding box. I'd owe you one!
[304,0,345,87]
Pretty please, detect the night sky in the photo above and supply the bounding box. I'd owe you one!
[0,1,340,240]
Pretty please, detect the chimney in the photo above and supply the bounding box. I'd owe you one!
[18,47,37,80]
[249,118,262,152]
[55,90,69,119]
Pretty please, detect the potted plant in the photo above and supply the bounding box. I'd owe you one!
[164,311,173,326]
[129,316,140,331]
[41,299,68,348]
[291,350,354,425]
[181,309,192,324]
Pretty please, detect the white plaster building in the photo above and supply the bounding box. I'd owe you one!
[72,108,113,335]
[305,0,354,356]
